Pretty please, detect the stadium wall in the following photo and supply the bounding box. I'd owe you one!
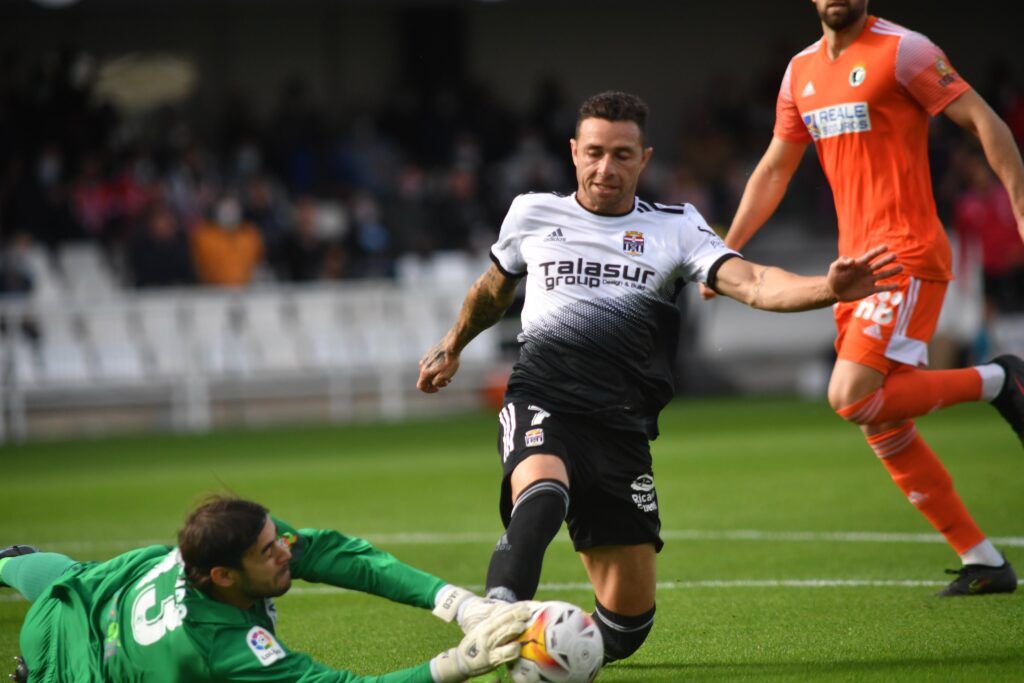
[0,0,1015,150]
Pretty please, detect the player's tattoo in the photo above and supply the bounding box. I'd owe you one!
[450,266,519,350]
[422,344,447,369]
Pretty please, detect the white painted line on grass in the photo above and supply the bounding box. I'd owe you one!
[10,578,1019,603]
[25,529,1024,553]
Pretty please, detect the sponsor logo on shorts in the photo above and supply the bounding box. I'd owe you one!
[630,474,655,492]
[802,102,870,140]
[854,290,904,326]
[630,474,658,512]
[525,428,545,447]
[247,626,286,666]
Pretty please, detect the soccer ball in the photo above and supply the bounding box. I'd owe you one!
[508,601,603,682]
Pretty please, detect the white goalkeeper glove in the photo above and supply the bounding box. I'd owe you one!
[429,602,531,683]
[432,584,510,634]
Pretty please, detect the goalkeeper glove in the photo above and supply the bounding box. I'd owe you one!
[432,584,509,634]
[429,602,531,683]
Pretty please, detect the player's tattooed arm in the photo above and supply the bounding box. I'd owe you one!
[417,264,521,393]
[457,265,520,346]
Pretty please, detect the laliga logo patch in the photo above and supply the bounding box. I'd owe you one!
[525,428,545,447]
[849,64,867,87]
[623,230,645,256]
[247,626,286,666]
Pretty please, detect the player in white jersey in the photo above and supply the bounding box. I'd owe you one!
[417,91,899,663]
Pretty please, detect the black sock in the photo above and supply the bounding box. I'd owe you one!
[593,598,656,663]
[485,478,569,601]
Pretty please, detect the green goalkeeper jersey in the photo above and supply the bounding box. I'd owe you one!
[20,519,446,682]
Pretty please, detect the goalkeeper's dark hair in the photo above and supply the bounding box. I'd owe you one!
[178,496,268,592]
[575,91,649,142]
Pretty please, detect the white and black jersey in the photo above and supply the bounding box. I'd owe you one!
[490,192,740,438]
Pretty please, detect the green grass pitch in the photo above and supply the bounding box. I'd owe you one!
[1,397,1022,681]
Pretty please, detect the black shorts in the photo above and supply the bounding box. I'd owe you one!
[496,400,663,553]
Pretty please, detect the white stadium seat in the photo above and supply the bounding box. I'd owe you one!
[240,290,303,373]
[57,242,121,302]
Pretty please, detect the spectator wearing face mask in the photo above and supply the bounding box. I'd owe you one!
[190,193,264,286]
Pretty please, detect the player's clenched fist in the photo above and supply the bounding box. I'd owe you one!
[417,340,459,393]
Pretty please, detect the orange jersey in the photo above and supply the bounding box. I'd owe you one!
[774,16,971,281]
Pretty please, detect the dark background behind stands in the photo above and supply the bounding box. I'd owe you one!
[1,0,1022,310]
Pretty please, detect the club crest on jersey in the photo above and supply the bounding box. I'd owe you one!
[623,230,645,256]
[524,428,544,447]
[848,64,867,87]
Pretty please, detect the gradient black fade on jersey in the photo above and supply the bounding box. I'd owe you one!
[506,289,682,438]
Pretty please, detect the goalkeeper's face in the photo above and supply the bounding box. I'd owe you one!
[236,518,294,599]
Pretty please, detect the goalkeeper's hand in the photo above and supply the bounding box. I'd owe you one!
[429,602,531,683]
[433,584,533,634]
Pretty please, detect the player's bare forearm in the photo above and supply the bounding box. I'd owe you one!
[714,246,901,312]
[729,265,835,312]
[417,264,519,393]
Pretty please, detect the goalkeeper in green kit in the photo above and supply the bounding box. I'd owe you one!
[0,497,530,682]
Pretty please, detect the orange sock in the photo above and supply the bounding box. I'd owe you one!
[837,368,982,425]
[866,423,985,554]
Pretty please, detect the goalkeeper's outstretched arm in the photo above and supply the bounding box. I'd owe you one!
[417,263,521,394]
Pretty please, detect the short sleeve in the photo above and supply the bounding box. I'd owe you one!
[773,61,812,143]
[677,206,741,286]
[489,197,528,277]
[895,31,971,116]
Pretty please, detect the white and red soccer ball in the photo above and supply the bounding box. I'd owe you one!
[509,601,604,682]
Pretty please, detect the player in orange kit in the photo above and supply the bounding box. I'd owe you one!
[704,0,1024,595]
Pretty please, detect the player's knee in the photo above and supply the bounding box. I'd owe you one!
[593,599,655,663]
[829,386,881,424]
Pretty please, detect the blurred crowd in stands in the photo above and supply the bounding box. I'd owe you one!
[1,47,1023,313]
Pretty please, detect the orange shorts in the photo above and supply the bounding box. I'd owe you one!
[834,275,948,376]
